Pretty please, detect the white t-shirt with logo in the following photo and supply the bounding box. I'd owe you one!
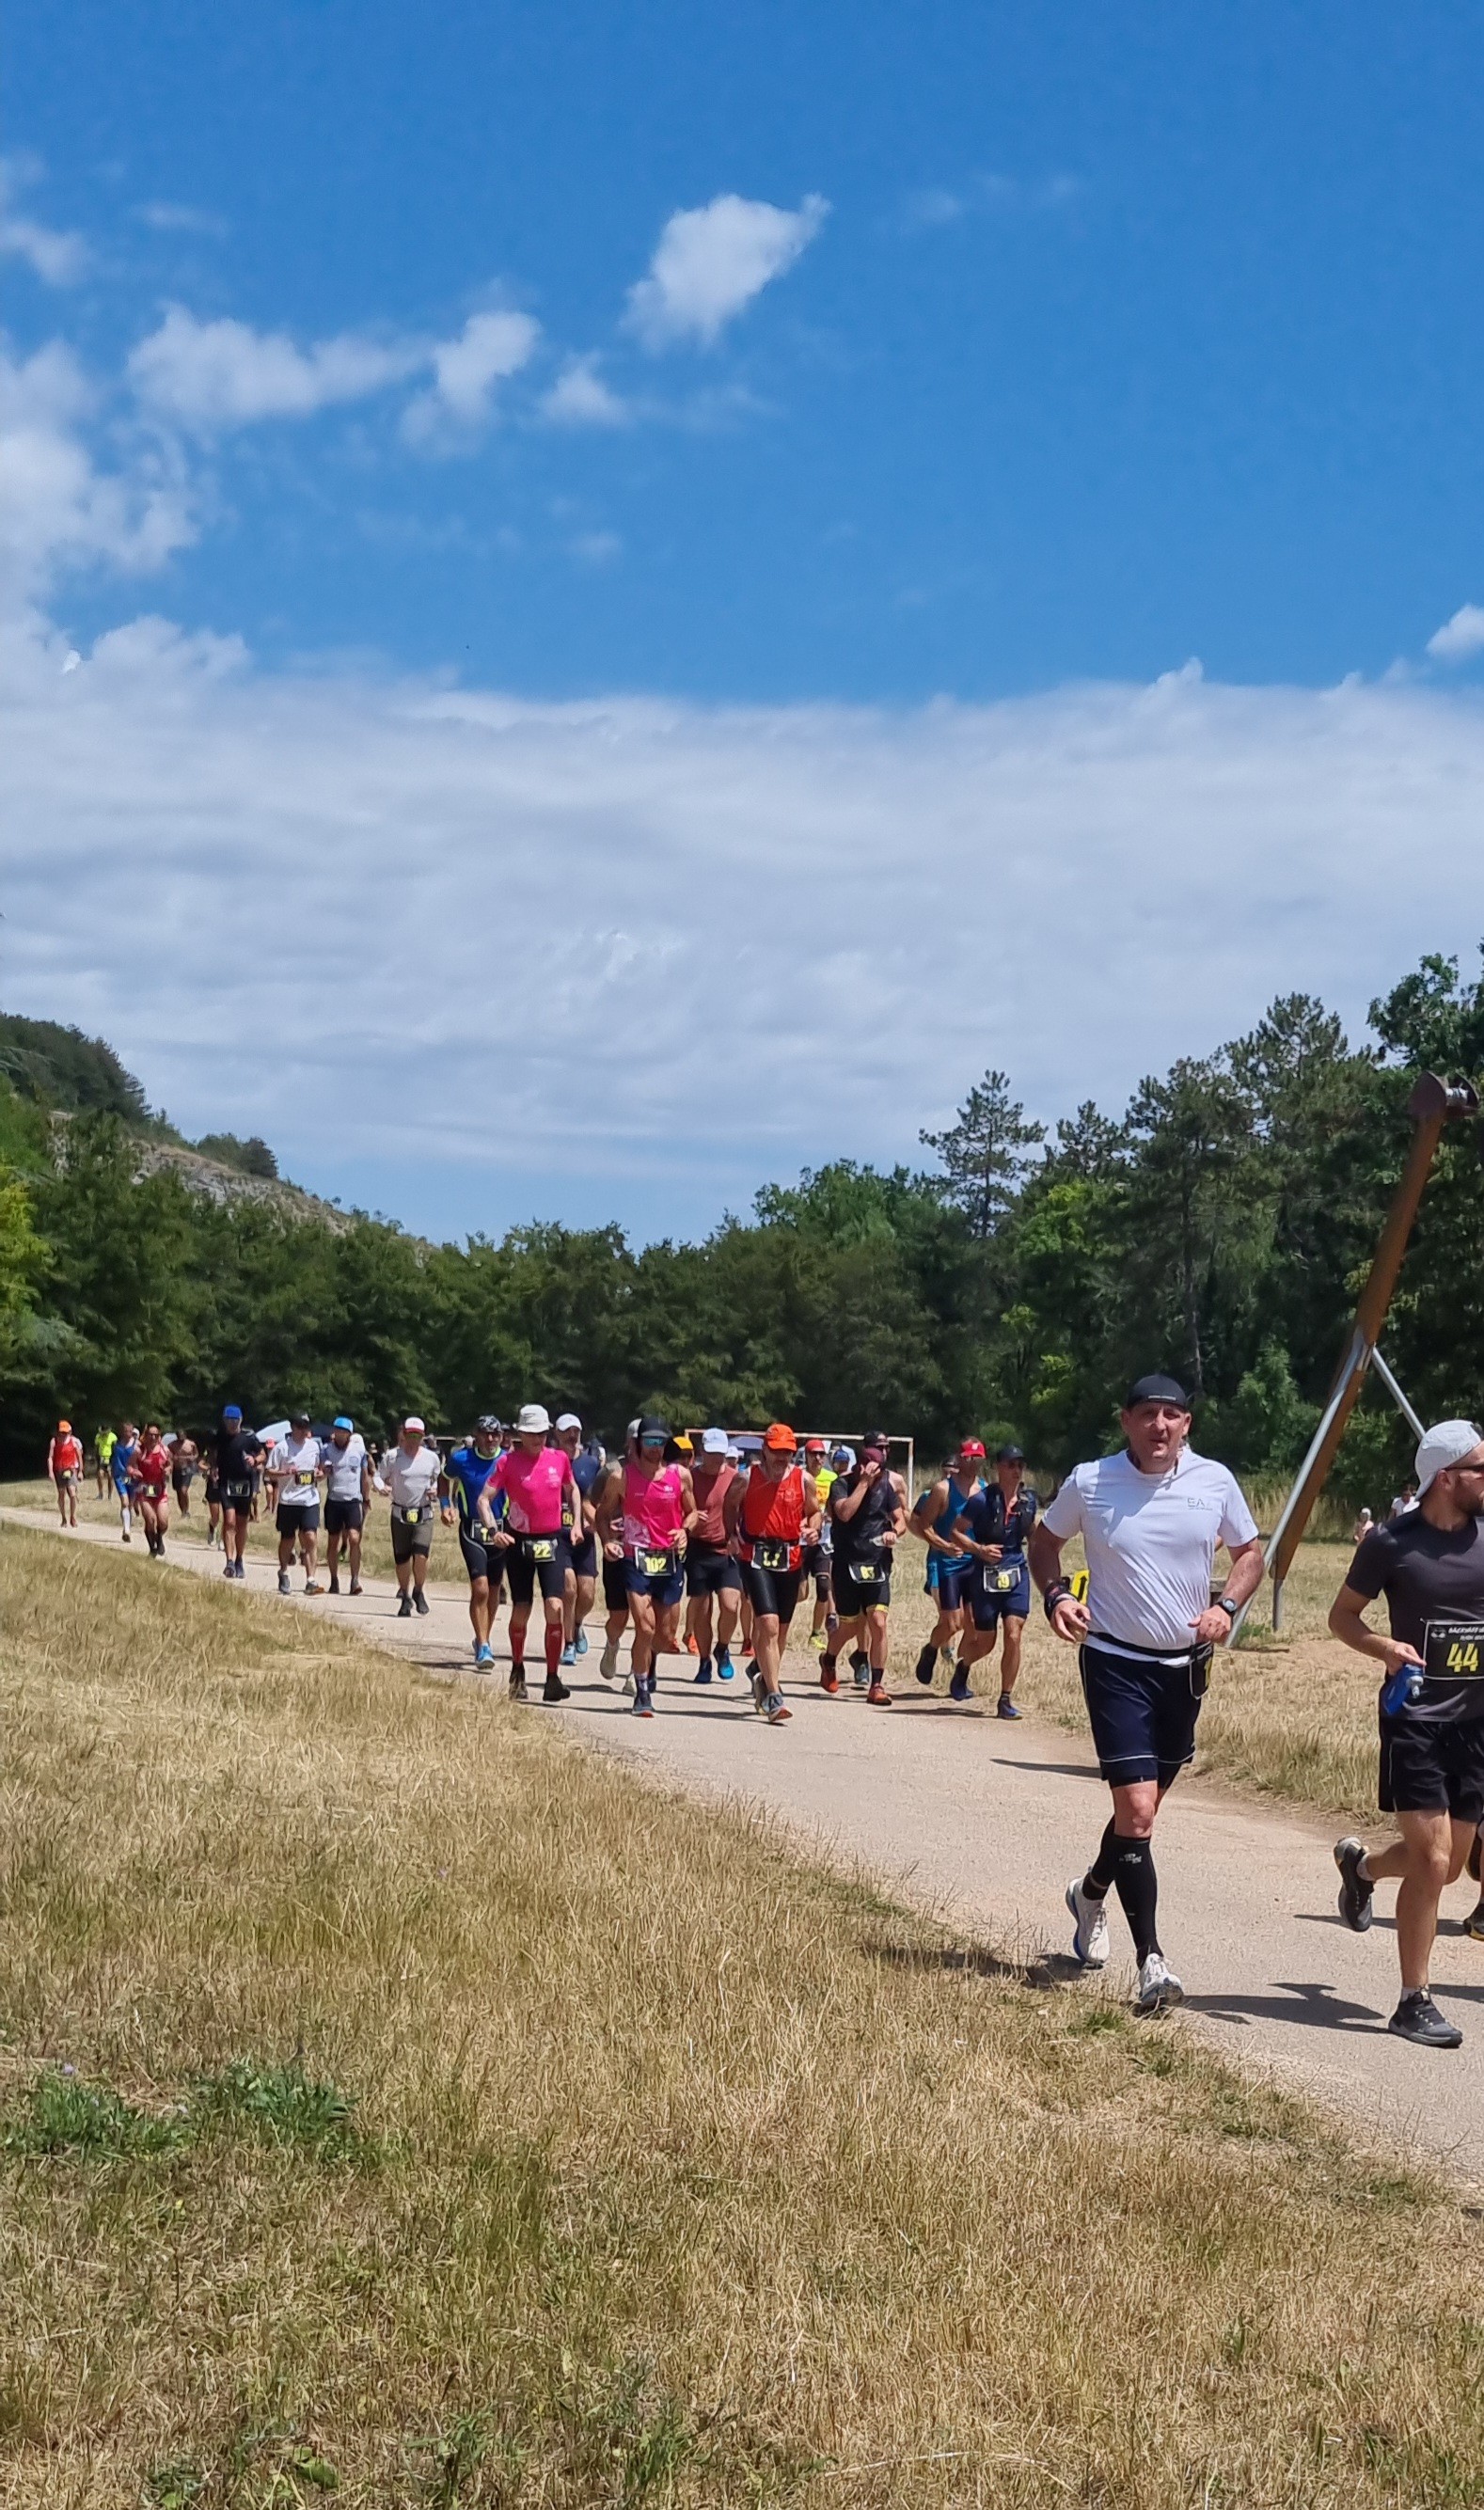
[1041,1445,1258,1656]
[270,1434,324,1509]
[375,1443,442,1514]
[324,1435,368,1501]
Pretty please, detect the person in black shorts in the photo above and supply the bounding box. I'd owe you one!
[439,1416,505,1667]
[592,1424,639,1684]
[685,1426,744,1683]
[828,1431,908,1704]
[950,1444,1038,1716]
[1331,1419,1484,2049]
[723,1422,821,1726]
[555,1413,602,1667]
[213,1405,262,1582]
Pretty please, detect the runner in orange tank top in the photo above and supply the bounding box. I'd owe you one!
[722,1421,821,1727]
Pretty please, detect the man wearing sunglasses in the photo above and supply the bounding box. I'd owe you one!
[1331,1420,1484,2049]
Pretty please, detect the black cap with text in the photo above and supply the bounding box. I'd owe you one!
[1125,1373,1190,1410]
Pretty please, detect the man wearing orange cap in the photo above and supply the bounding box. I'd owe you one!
[723,1423,822,1727]
[46,1420,84,1526]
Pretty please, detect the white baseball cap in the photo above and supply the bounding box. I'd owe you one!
[626,1417,641,1441]
[701,1426,729,1455]
[516,1402,551,1435]
[555,1412,582,1432]
[403,1414,426,1433]
[1415,1419,1484,1494]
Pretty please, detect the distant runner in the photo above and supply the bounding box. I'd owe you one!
[478,1403,575,1703]
[724,1421,820,1726]
[1331,1419,1484,2049]
[908,1440,987,1687]
[950,1443,1037,1715]
[46,1420,83,1526]
[132,1424,172,1558]
[324,1416,372,1596]
[95,1425,116,1500]
[111,1422,138,1545]
[374,1416,443,1618]
[594,1415,696,1718]
[1031,1373,1262,2014]
[828,1431,908,1705]
[555,1413,602,1668]
[440,1414,504,1666]
[170,1432,199,1517]
[267,1411,325,1595]
[685,1426,743,1684]
[801,1437,838,1653]
[213,1406,260,1580]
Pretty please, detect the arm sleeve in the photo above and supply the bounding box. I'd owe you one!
[1344,1528,1390,1602]
[1217,1472,1260,1548]
[1040,1472,1085,1541]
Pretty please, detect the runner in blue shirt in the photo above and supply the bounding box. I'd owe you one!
[950,1444,1039,1714]
[111,1423,138,1544]
[439,1416,506,1668]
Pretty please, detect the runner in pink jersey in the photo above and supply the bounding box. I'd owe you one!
[478,1403,576,1702]
[594,1413,696,1716]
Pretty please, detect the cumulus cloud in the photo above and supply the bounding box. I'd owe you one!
[0,160,87,283]
[624,193,828,349]
[1427,604,1484,664]
[541,354,629,427]
[401,308,541,443]
[0,343,195,592]
[128,305,419,430]
[7,608,1484,1239]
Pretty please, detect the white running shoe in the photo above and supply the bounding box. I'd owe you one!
[1134,1953,1184,2014]
[1065,1878,1110,1968]
[599,1640,619,1682]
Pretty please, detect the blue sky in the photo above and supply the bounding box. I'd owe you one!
[6,3,1484,1240]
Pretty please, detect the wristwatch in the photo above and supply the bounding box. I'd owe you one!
[1213,1596,1239,1620]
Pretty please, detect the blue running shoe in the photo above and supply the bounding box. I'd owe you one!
[949,1669,972,1704]
[631,1681,655,1719]
[560,1642,576,1667]
[474,1643,495,1671]
[574,1628,589,1656]
[996,1693,1021,1719]
[694,1656,713,1683]
[717,1649,735,1681]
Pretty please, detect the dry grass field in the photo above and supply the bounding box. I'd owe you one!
[0,1523,1483,2507]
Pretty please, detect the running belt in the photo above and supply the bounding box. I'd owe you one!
[1087,1629,1201,1668]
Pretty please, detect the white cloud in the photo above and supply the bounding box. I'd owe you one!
[135,201,229,237]
[0,343,195,592]
[401,308,541,443]
[7,608,1484,1239]
[0,161,87,283]
[541,355,629,427]
[624,193,829,349]
[1427,605,1484,664]
[128,305,419,431]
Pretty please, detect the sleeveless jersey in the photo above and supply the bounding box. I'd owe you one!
[689,1460,737,1546]
[623,1460,687,1554]
[739,1463,807,1567]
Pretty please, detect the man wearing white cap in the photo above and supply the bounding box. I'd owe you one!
[478,1404,576,1703]
[554,1413,603,1668]
[373,1416,443,1618]
[1331,1418,1484,2049]
[684,1428,743,1683]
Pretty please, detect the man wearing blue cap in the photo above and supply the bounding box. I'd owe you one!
[1030,1373,1264,2013]
[213,1404,263,1583]
[324,1416,372,1595]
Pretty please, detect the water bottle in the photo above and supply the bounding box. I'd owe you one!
[1380,1661,1424,1718]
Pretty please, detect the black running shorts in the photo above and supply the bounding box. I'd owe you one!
[1380,1709,1484,1823]
[505,1534,570,1606]
[832,1558,892,1615]
[743,1560,802,1623]
[276,1504,320,1538]
[1079,1638,1208,1788]
[324,1498,363,1535]
[602,1555,628,1613]
[687,1541,741,1598]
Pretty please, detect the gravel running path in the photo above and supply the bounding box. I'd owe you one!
[12,1507,1483,2175]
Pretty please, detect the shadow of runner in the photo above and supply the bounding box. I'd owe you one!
[1186,1979,1386,2034]
[868,1940,1085,1992]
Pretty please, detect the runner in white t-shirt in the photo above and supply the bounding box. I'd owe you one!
[267,1412,326,1596]
[374,1416,443,1617]
[324,1416,372,1595]
[1029,1373,1263,2013]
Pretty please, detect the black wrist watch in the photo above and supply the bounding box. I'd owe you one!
[1214,1596,1239,1619]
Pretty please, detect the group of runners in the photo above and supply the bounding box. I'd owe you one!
[43,1377,1484,2045]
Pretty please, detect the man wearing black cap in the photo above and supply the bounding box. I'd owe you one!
[829,1430,908,1705]
[1029,1375,1263,2012]
[950,1443,1038,1715]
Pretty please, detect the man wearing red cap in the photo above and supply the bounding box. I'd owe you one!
[908,1439,987,1688]
[46,1420,83,1526]
[723,1423,822,1727]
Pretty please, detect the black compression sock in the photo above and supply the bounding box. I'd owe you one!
[1110,1836,1160,1965]
[1083,1818,1119,1899]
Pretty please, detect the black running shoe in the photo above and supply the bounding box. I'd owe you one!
[397,1594,413,1618]
[1334,1836,1375,1933]
[1388,1990,1462,2049]
[543,1673,571,1703]
[914,1643,937,1686]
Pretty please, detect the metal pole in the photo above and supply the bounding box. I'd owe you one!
[1369,1345,1427,1443]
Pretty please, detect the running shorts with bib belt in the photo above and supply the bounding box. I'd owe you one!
[686,1539,741,1598]
[738,1467,807,1622]
[622,1460,687,1604]
[969,1556,1033,1627]
[1078,1634,1213,1788]
[504,1530,571,1605]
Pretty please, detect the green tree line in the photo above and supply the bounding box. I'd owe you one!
[2,949,1483,1497]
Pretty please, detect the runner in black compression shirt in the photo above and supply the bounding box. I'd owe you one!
[829,1433,908,1705]
[1330,1419,1484,2049]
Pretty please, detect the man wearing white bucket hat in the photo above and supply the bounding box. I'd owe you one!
[1331,1418,1484,2049]
[478,1403,576,1705]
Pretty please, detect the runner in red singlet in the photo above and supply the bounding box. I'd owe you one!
[46,1421,84,1526]
[132,1424,172,1558]
[593,1414,696,1717]
[723,1421,821,1727]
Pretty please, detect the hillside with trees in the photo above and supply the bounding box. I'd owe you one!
[1,950,1481,1490]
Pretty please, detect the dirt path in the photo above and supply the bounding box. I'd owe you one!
[12,1506,1483,2174]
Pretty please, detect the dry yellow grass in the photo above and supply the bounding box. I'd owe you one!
[0,1526,1482,2506]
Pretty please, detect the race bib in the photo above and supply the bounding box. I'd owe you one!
[752,1539,792,1573]
[294,1470,316,1487]
[986,1566,1019,1594]
[1424,1620,1484,1679]
[853,1560,881,1585]
[640,1548,675,1578]
[224,1481,252,1504]
[402,1507,421,1525]
[528,1538,557,1564]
